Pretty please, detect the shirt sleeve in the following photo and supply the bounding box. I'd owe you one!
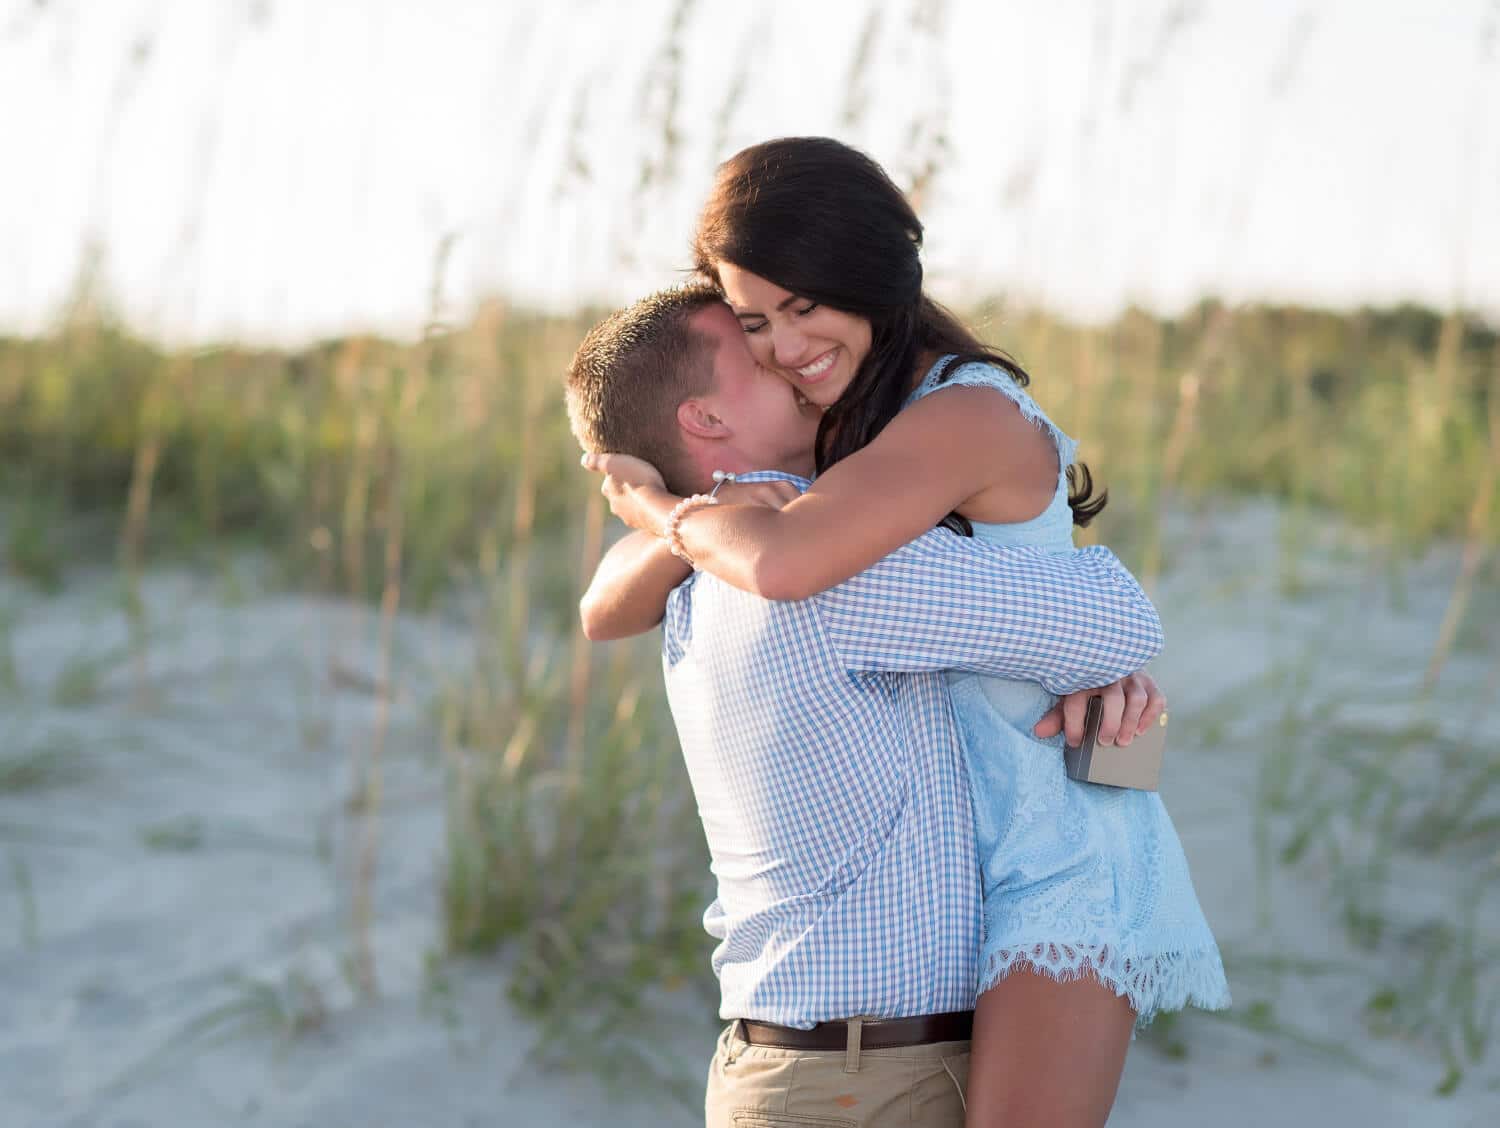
[814,535,1164,694]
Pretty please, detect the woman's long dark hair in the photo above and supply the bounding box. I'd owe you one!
[692,136,1105,528]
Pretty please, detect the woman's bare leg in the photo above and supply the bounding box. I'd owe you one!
[964,968,1135,1128]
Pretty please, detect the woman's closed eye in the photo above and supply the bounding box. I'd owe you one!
[738,302,816,334]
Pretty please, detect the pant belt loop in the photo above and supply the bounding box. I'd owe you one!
[844,1017,864,1074]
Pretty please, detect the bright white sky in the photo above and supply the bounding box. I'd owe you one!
[1,0,1497,344]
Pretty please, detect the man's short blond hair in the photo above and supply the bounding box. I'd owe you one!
[564,284,723,496]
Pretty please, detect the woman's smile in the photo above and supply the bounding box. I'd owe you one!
[792,347,839,385]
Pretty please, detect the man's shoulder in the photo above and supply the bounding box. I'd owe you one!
[663,568,837,672]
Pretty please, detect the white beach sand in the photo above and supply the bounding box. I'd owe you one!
[1,500,1495,1127]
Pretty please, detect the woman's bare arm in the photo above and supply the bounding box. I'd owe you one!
[594,385,1059,601]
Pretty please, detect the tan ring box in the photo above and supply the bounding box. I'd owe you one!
[1063,695,1167,790]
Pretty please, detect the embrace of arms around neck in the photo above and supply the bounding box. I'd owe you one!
[579,380,1060,641]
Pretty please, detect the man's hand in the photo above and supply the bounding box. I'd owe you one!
[1032,671,1165,749]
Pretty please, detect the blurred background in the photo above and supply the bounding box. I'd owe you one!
[1,1,1497,1125]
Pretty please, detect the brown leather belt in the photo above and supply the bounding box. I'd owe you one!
[739,1010,973,1051]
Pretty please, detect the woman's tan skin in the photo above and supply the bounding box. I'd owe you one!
[965,966,1137,1128]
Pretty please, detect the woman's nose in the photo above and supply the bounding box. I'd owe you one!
[773,325,807,367]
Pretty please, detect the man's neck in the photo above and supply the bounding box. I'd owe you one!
[683,440,815,494]
[684,449,753,495]
[688,464,815,496]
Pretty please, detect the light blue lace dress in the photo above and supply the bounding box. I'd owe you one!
[907,357,1230,1030]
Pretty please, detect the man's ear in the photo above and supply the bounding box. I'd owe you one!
[677,399,729,440]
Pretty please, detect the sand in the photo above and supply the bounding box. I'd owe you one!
[1,500,1495,1127]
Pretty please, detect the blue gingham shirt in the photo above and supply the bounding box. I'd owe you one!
[661,473,1165,1028]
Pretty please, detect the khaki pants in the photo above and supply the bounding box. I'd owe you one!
[705,1020,970,1128]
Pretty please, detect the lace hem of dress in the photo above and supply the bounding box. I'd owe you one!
[978,941,1232,1033]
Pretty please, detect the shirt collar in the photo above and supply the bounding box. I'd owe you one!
[729,469,812,492]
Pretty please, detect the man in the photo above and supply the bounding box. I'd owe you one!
[565,285,1163,1127]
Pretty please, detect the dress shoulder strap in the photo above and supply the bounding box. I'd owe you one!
[907,357,1078,473]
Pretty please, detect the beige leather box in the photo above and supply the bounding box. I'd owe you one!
[1063,695,1166,790]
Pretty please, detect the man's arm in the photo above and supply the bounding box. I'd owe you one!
[814,535,1163,694]
[579,530,690,641]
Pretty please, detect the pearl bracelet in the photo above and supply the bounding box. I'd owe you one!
[662,494,718,566]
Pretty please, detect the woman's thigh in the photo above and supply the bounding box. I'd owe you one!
[964,970,1135,1128]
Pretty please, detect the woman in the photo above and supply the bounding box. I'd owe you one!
[584,137,1228,1127]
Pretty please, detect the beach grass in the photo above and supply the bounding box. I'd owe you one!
[0,722,87,792]
[0,601,17,693]
[4,302,1495,590]
[50,642,134,708]
[6,847,39,948]
[108,968,330,1097]
[1254,680,1500,1085]
[1,477,69,593]
[1,294,1497,1088]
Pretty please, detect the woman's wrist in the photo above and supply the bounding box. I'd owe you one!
[662,493,720,565]
[623,484,682,536]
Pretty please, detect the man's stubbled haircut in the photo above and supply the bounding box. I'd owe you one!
[565,284,724,497]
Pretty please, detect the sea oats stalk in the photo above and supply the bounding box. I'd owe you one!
[1425,344,1500,690]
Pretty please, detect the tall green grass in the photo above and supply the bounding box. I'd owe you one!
[5,300,1492,587]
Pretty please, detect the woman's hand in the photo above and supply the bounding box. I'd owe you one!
[581,451,673,533]
[581,453,803,536]
[1032,671,1165,749]
[581,451,665,491]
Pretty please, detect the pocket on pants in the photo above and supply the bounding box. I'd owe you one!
[731,1114,857,1128]
[939,1050,969,1093]
[910,1049,970,1123]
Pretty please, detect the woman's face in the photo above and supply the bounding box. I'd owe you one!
[716,261,872,409]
